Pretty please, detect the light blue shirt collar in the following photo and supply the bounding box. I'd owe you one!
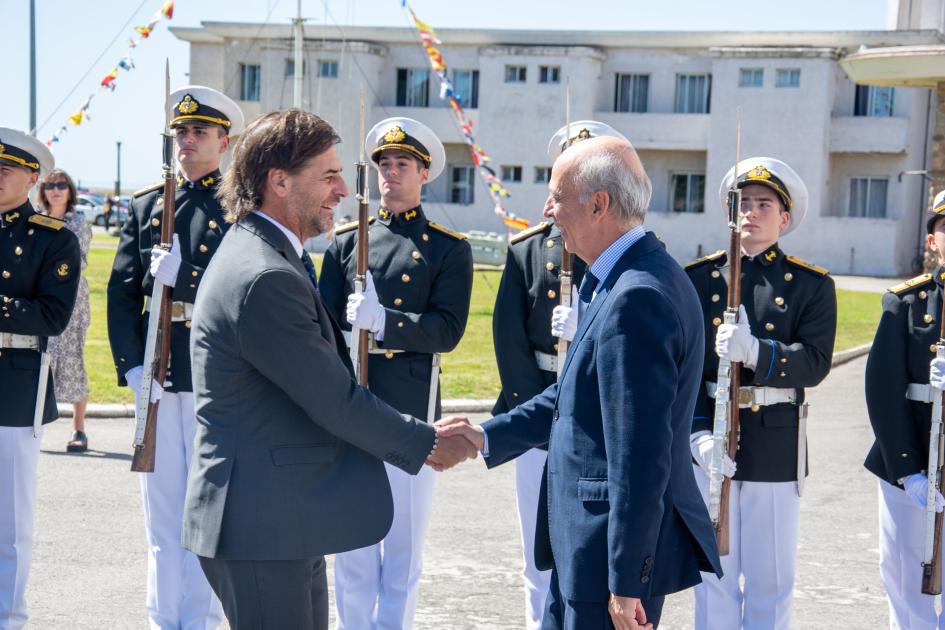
[586,225,646,295]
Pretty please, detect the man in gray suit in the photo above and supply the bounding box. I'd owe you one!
[183,109,476,630]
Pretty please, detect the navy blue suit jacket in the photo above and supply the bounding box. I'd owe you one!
[483,232,722,602]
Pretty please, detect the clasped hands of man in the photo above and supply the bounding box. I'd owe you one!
[424,417,654,630]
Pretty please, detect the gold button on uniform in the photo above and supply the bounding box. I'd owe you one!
[27,229,34,235]
[394,298,403,306]
[189,283,196,289]
[1,271,9,279]
[199,245,209,253]
[422,233,429,242]
[925,314,935,324]
[547,289,557,299]
[208,220,218,229]
[13,246,22,256]
[780,357,787,364]
[780,371,786,377]
[711,270,721,278]
[545,262,554,271]
[185,321,192,329]
[775,297,784,306]
[765,323,775,331]
[784,273,793,281]
[192,271,199,277]
[546,240,555,248]
[902,453,909,459]
[920,291,928,300]
[751,404,760,412]
[711,294,720,303]
[411,251,421,260]
[397,322,404,328]
[713,317,722,326]
[401,274,411,283]
[385,351,394,359]
[151,218,160,227]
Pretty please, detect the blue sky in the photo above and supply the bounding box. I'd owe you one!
[3,0,888,189]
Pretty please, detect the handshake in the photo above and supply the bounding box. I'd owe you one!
[425,416,486,472]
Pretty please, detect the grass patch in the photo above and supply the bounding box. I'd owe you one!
[82,249,881,403]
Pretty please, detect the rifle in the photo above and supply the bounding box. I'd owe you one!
[921,293,945,594]
[557,78,573,375]
[707,110,742,556]
[131,61,175,473]
[350,91,370,387]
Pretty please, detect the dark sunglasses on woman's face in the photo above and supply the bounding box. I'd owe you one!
[45,181,69,190]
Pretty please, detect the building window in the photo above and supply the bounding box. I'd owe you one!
[397,68,430,107]
[674,74,711,114]
[739,68,763,88]
[671,173,705,213]
[848,177,888,218]
[240,64,261,101]
[501,165,522,182]
[534,167,552,184]
[285,58,305,77]
[854,85,895,117]
[450,165,475,205]
[317,60,338,78]
[452,70,479,108]
[776,68,800,88]
[539,65,561,84]
[505,65,527,83]
[614,73,649,113]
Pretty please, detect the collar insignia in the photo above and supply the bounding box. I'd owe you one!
[764,249,777,262]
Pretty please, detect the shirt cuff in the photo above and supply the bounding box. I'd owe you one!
[481,430,490,459]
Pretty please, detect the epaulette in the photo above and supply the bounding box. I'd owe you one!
[510,221,551,244]
[785,255,829,276]
[27,214,65,231]
[333,217,375,236]
[132,182,163,198]
[684,249,726,270]
[428,222,467,240]
[889,273,933,295]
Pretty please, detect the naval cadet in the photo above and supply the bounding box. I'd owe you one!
[0,127,80,628]
[865,190,945,627]
[685,158,836,630]
[106,85,243,629]
[492,120,634,630]
[320,116,473,629]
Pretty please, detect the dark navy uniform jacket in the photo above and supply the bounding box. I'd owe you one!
[107,171,228,393]
[492,221,585,415]
[483,232,722,602]
[319,205,473,421]
[0,201,81,427]
[685,243,836,482]
[865,270,944,486]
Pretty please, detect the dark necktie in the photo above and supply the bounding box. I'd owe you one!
[578,271,598,319]
[300,251,319,292]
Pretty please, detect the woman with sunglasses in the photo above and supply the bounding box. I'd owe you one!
[39,170,92,452]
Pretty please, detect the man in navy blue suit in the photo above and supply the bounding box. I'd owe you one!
[438,136,722,629]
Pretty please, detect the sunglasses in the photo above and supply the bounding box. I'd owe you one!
[44,182,69,190]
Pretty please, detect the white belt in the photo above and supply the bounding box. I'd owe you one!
[0,333,40,350]
[705,381,798,408]
[143,297,193,322]
[906,383,938,404]
[342,330,404,355]
[534,351,558,373]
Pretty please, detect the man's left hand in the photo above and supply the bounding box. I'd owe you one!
[608,594,652,630]
[346,270,385,334]
[715,304,759,367]
[150,233,182,287]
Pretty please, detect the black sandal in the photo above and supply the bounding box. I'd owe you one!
[66,431,88,453]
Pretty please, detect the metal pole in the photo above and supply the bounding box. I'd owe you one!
[29,0,37,134]
[114,141,122,231]
[293,0,303,109]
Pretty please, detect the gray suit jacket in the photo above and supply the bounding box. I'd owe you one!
[183,213,436,561]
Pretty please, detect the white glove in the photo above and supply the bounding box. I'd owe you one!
[715,304,759,369]
[690,430,737,478]
[346,270,386,335]
[550,286,579,342]
[124,365,164,404]
[150,233,182,287]
[902,473,945,512]
[931,357,945,392]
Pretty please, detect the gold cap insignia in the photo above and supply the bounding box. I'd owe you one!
[747,165,772,181]
[178,95,199,115]
[384,126,406,143]
[0,143,5,154]
[57,263,70,277]
[576,128,591,140]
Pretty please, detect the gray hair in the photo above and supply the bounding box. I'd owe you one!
[571,152,652,226]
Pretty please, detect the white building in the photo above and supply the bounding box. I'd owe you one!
[172,4,945,276]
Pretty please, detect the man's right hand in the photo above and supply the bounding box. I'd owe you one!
[690,430,736,478]
[550,286,579,342]
[931,357,945,391]
[902,473,945,512]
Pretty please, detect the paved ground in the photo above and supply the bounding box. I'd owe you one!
[28,355,889,628]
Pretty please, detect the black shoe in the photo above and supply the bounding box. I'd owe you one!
[66,431,88,453]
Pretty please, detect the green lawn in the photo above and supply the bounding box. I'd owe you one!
[83,247,882,404]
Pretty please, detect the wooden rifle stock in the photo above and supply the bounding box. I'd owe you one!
[556,246,573,373]
[354,184,370,388]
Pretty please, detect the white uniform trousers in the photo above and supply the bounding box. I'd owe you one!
[514,447,552,630]
[692,465,800,630]
[0,426,42,630]
[878,478,945,629]
[334,462,436,630]
[136,391,222,630]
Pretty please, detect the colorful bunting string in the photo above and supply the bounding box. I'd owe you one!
[404,3,529,231]
[45,0,175,147]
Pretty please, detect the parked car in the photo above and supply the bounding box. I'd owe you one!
[83,195,129,226]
